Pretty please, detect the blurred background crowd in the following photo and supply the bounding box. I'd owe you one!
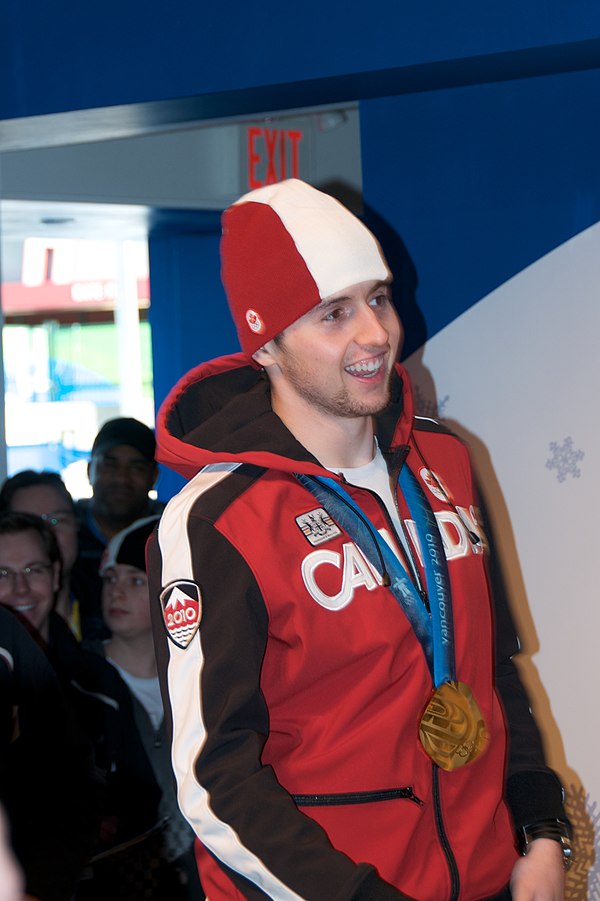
[0,416,204,901]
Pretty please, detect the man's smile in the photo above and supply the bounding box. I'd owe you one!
[344,354,386,378]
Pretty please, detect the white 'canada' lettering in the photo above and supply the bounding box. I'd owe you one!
[301,511,486,610]
[301,542,382,610]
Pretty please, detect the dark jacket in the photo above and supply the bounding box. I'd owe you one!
[47,612,161,848]
[0,606,99,901]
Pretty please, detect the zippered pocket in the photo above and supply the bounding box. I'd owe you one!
[292,786,423,807]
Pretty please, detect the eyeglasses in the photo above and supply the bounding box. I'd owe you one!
[39,513,75,529]
[39,513,76,529]
[0,563,53,584]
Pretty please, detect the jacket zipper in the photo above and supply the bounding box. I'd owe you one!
[292,786,424,807]
[373,475,460,897]
[320,464,461,894]
[385,455,459,897]
[340,461,462,901]
[432,765,460,901]
[387,451,460,898]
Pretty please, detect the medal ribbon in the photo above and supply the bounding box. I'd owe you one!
[295,466,455,686]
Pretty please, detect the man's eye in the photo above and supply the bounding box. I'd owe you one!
[0,570,9,581]
[54,514,75,527]
[369,293,390,308]
[132,576,147,588]
[323,306,346,322]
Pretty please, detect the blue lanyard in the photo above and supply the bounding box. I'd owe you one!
[295,465,455,686]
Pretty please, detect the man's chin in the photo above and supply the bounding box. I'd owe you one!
[350,385,394,417]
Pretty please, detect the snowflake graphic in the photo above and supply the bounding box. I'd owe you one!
[564,783,600,900]
[413,385,449,420]
[545,437,584,483]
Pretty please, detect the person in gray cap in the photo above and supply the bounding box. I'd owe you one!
[72,417,163,640]
[92,515,204,900]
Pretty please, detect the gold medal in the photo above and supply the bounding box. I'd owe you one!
[419,681,488,771]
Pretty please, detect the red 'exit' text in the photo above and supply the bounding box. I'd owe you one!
[247,127,303,189]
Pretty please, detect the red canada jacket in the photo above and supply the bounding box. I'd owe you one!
[148,354,564,901]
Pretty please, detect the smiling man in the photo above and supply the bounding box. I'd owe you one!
[0,470,80,634]
[0,512,60,641]
[148,179,569,901]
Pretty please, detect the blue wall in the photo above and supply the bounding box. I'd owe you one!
[147,225,238,499]
[361,67,600,356]
[2,2,600,121]
[2,2,600,500]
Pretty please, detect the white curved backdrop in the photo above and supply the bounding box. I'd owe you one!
[404,222,600,900]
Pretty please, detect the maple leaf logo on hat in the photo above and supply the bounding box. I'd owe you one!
[245,309,265,334]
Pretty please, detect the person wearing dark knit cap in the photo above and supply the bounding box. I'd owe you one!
[72,417,164,640]
[92,516,204,900]
[147,179,569,901]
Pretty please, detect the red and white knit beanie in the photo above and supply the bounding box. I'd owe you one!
[220,178,391,358]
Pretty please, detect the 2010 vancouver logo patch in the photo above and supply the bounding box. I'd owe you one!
[295,507,341,546]
[160,581,202,649]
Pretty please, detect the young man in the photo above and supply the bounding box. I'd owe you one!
[148,179,569,900]
[72,417,162,639]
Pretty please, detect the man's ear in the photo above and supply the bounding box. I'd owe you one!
[252,341,278,369]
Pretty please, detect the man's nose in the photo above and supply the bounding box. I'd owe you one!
[109,464,130,482]
[13,571,29,593]
[354,304,391,346]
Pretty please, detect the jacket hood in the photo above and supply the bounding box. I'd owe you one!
[156,352,415,481]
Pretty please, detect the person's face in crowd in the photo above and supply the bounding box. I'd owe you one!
[0,529,59,639]
[88,445,157,525]
[9,484,78,577]
[102,564,151,641]
[258,279,402,421]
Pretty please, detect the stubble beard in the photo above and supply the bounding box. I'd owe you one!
[281,360,396,420]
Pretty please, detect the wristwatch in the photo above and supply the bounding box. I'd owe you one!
[520,818,573,870]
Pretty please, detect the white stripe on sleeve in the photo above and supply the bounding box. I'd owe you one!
[158,465,306,900]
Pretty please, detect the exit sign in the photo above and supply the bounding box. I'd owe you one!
[246,127,303,189]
